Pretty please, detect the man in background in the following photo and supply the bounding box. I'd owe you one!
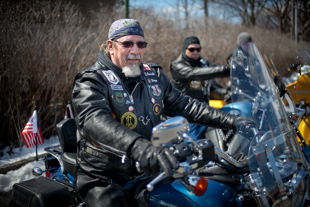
[170,36,230,140]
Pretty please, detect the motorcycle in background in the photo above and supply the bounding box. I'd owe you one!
[205,43,309,206]
[263,50,310,174]
[207,79,230,109]
[283,49,310,143]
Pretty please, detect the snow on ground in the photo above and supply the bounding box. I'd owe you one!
[0,136,60,192]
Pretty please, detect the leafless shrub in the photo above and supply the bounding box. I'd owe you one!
[0,1,116,147]
[0,1,309,149]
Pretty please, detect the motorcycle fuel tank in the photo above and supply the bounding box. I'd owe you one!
[148,179,241,207]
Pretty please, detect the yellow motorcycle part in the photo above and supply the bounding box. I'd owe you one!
[298,116,310,145]
[209,100,227,109]
[286,73,310,105]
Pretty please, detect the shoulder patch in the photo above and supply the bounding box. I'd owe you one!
[102,70,119,84]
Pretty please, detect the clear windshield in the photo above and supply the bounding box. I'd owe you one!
[229,43,308,206]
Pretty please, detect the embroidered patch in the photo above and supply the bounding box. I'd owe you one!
[121,112,138,130]
[144,72,155,76]
[143,64,151,71]
[138,116,150,125]
[151,84,161,96]
[189,81,201,89]
[111,85,123,91]
[111,112,116,120]
[102,70,119,84]
[113,92,125,106]
[151,98,155,104]
[147,78,158,84]
[153,103,161,115]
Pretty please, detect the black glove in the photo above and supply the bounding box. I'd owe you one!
[274,75,286,97]
[224,65,230,76]
[130,138,179,177]
[233,116,257,137]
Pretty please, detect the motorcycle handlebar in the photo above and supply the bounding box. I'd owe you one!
[144,147,248,192]
[140,144,249,192]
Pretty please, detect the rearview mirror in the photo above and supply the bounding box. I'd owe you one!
[32,167,43,176]
[151,116,189,147]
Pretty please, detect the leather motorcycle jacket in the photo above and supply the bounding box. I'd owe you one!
[170,54,229,103]
[72,50,235,181]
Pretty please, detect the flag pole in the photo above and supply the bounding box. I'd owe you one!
[34,106,38,162]
[35,132,38,162]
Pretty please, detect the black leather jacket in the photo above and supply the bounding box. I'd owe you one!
[170,54,229,102]
[72,51,235,181]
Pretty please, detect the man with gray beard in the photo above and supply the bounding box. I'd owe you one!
[122,54,142,77]
[72,19,255,206]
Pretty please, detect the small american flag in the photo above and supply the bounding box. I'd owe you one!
[21,109,44,148]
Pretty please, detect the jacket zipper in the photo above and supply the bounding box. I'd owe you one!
[129,82,141,104]
[99,143,129,163]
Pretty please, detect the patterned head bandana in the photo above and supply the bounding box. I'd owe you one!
[108,19,144,40]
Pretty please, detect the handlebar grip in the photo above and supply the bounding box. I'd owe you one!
[146,172,166,192]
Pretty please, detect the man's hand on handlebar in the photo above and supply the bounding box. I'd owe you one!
[130,138,179,177]
[274,75,287,97]
[233,116,258,138]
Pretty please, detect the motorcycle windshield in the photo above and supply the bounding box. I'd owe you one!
[229,43,308,207]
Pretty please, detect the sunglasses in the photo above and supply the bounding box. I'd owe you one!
[187,47,201,52]
[114,40,148,49]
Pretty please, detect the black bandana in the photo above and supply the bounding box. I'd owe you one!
[181,36,202,66]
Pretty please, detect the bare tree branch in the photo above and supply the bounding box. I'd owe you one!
[210,0,268,26]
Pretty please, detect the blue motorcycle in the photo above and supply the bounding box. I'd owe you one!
[10,44,309,207]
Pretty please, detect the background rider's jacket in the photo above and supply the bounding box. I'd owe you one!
[170,54,228,103]
[72,50,235,180]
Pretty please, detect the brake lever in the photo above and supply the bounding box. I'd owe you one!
[146,172,166,192]
[136,162,169,192]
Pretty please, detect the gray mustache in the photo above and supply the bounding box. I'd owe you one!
[126,54,141,60]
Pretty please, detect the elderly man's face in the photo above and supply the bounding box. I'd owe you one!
[108,35,145,70]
